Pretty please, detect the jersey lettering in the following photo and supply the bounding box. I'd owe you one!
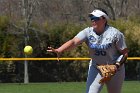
[89,43,112,50]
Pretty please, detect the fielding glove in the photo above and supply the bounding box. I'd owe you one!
[97,64,117,84]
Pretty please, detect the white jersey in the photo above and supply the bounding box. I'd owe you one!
[75,25,127,65]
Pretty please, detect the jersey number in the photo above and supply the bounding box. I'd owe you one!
[95,50,106,56]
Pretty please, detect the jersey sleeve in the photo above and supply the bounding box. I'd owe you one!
[75,28,88,42]
[115,32,127,51]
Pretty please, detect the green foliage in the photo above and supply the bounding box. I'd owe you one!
[109,18,140,56]
[29,24,89,82]
[0,61,16,82]
[0,16,19,82]
[0,16,9,30]
[1,15,140,82]
[128,15,140,24]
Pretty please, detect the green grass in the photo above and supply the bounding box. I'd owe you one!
[0,81,140,93]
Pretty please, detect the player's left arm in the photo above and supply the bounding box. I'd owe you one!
[114,48,128,69]
[97,32,128,84]
[114,32,128,69]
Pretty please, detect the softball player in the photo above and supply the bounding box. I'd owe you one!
[47,8,128,93]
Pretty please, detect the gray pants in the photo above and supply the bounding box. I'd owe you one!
[86,64,125,93]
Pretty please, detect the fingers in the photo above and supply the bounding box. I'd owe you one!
[56,52,60,62]
[47,47,60,62]
[47,47,55,52]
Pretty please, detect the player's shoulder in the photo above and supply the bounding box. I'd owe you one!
[81,27,93,33]
[83,27,93,31]
[107,25,123,35]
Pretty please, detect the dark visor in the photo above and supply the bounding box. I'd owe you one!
[90,16,100,21]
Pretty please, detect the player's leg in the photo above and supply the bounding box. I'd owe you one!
[106,66,125,93]
[86,64,103,93]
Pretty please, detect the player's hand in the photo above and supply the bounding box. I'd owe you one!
[47,47,60,62]
[47,47,58,52]
[97,64,117,84]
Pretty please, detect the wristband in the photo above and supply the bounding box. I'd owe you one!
[115,63,120,69]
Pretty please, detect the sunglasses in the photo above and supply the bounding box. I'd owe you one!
[90,16,100,21]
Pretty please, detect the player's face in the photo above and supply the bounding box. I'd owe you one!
[91,17,103,29]
[91,17,106,29]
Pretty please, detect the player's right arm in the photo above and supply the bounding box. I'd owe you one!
[47,37,82,53]
[47,27,88,56]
